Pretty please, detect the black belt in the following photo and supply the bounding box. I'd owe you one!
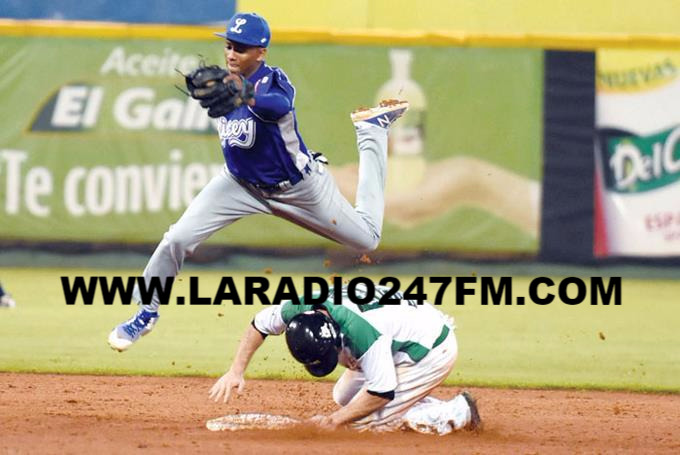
[243,164,310,193]
[250,179,295,192]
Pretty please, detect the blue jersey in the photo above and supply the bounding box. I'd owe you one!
[215,63,311,186]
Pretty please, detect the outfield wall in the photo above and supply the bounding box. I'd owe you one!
[5,0,679,35]
[0,23,542,255]
[1,19,679,261]
[0,0,235,24]
[239,0,680,35]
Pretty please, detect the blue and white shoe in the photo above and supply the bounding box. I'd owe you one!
[350,99,409,128]
[0,294,16,308]
[108,308,159,352]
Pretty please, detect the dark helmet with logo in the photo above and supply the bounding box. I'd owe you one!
[285,311,341,377]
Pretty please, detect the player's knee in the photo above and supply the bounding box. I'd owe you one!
[366,238,380,252]
[161,229,196,256]
[356,236,380,253]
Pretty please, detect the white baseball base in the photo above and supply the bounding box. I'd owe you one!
[206,413,301,431]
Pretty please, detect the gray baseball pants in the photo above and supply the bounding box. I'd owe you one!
[133,124,388,310]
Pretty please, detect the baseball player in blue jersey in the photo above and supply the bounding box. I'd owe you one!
[108,12,409,351]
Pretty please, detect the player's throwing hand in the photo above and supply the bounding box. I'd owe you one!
[307,415,338,431]
[209,371,245,403]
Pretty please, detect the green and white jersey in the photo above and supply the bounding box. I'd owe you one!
[253,284,455,394]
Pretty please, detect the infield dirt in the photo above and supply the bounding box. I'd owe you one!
[1,373,678,454]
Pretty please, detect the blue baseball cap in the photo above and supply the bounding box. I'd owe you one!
[215,12,271,48]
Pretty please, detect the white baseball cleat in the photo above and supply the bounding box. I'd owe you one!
[350,99,409,128]
[0,294,16,308]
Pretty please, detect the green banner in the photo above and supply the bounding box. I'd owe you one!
[0,36,542,253]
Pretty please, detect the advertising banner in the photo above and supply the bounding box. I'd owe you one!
[0,35,542,254]
[595,50,680,257]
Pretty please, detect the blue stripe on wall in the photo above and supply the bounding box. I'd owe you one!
[0,0,236,24]
[540,51,595,263]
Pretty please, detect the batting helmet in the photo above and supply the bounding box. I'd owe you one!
[285,311,341,377]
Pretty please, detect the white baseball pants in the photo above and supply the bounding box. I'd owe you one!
[333,329,462,431]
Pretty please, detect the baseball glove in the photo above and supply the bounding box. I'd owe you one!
[185,64,255,118]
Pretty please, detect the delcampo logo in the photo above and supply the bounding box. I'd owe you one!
[30,84,216,133]
[598,126,680,193]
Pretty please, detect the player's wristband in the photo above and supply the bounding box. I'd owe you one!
[250,319,268,339]
[367,389,395,401]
